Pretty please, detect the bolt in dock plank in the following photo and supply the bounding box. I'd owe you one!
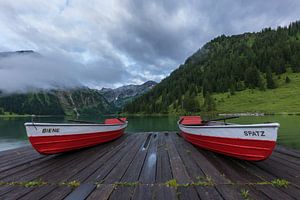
[0,132,299,200]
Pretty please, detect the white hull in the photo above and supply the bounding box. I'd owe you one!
[25,122,128,137]
[178,123,279,142]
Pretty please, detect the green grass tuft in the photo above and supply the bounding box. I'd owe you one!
[240,189,250,200]
[270,179,289,188]
[165,179,178,187]
[113,182,139,187]
[60,180,80,188]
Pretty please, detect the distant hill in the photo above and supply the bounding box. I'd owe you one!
[100,81,157,109]
[123,21,300,114]
[0,88,115,116]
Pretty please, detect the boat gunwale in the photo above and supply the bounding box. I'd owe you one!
[177,120,280,129]
[24,121,128,127]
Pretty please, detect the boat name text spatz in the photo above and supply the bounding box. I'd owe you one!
[42,128,60,133]
[244,130,265,137]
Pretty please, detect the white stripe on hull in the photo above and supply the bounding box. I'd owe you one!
[25,122,128,137]
[179,123,279,141]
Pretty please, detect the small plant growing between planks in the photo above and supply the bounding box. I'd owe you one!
[60,180,81,188]
[240,189,250,200]
[113,182,139,188]
[165,179,178,187]
[270,179,289,188]
[7,180,47,187]
[253,179,289,188]
[164,176,215,188]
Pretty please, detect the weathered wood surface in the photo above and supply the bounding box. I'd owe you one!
[0,132,299,200]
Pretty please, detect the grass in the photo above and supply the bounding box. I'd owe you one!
[164,176,214,188]
[251,179,289,188]
[4,180,47,187]
[270,179,290,188]
[60,180,80,188]
[240,189,250,200]
[113,182,139,187]
[214,72,300,114]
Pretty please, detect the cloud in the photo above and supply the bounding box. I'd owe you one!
[0,52,130,93]
[0,0,299,93]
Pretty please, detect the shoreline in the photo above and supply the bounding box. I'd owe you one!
[1,112,300,118]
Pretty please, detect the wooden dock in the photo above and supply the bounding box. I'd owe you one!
[0,132,299,200]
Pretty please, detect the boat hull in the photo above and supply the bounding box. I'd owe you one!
[25,122,127,154]
[179,123,279,161]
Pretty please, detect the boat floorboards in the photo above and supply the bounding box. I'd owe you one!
[0,132,299,200]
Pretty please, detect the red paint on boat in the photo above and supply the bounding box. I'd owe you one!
[105,118,127,124]
[25,118,127,154]
[28,128,125,154]
[180,116,202,125]
[181,131,276,161]
[178,116,279,161]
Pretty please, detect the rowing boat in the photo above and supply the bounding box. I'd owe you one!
[178,116,279,161]
[24,118,127,154]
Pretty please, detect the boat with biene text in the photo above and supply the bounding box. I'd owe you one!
[25,118,127,154]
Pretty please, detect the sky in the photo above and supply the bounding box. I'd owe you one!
[0,0,300,93]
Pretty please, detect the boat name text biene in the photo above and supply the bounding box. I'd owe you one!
[42,128,60,133]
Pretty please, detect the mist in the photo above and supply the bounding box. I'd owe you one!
[0,52,130,94]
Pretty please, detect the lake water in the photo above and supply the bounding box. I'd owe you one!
[0,115,299,151]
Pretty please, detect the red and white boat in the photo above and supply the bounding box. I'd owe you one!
[178,116,279,161]
[25,118,127,154]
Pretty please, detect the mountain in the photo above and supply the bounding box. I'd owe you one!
[0,88,115,116]
[123,21,300,114]
[100,81,157,108]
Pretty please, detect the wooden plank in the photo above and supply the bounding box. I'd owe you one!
[41,134,138,200]
[269,153,300,172]
[0,153,45,173]
[64,183,96,200]
[155,133,173,183]
[171,133,223,200]
[232,158,300,199]
[40,186,72,200]
[39,135,135,199]
[152,185,177,200]
[174,133,243,199]
[86,184,114,200]
[1,132,300,199]
[138,133,158,183]
[2,146,95,182]
[0,147,36,166]
[165,133,200,200]
[108,133,153,200]
[174,134,230,185]
[275,145,300,159]
[66,134,134,182]
[253,158,300,186]
[85,134,145,182]
[131,185,153,200]
[0,186,33,200]
[0,155,56,181]
[253,185,295,200]
[272,151,300,167]
[18,185,57,200]
[103,133,147,184]
[3,134,132,198]
[0,146,31,157]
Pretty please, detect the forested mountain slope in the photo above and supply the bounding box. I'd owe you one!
[123,21,300,114]
[0,88,115,116]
